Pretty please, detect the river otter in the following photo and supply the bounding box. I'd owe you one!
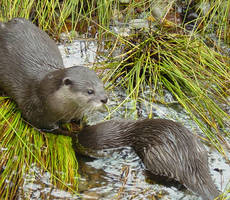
[0,18,108,135]
[78,119,220,200]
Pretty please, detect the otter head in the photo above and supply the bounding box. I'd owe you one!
[63,65,108,109]
[44,65,108,122]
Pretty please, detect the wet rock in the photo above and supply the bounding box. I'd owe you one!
[129,18,150,29]
[112,26,130,37]
[151,6,165,20]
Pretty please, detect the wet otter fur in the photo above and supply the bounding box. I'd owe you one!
[78,119,220,200]
[0,18,107,134]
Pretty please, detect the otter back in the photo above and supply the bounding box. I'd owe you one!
[0,18,63,100]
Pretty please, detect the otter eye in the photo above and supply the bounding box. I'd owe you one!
[87,89,94,95]
[63,77,72,86]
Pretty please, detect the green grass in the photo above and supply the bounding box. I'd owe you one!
[0,97,79,199]
[0,0,80,36]
[0,0,229,42]
[101,32,230,157]
[0,0,119,37]
[195,0,230,44]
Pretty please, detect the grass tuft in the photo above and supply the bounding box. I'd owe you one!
[102,32,230,156]
[0,97,79,199]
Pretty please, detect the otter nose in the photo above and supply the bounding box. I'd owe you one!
[101,97,108,104]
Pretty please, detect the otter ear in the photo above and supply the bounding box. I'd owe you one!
[63,77,73,86]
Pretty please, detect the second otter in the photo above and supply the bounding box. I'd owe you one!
[78,119,220,200]
[0,18,108,134]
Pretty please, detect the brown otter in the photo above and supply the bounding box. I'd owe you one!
[0,18,108,135]
[78,119,220,200]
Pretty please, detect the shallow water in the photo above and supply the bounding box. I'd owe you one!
[58,38,100,68]
[18,39,230,200]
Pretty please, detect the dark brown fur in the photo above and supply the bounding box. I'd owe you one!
[78,119,220,200]
[0,18,107,134]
